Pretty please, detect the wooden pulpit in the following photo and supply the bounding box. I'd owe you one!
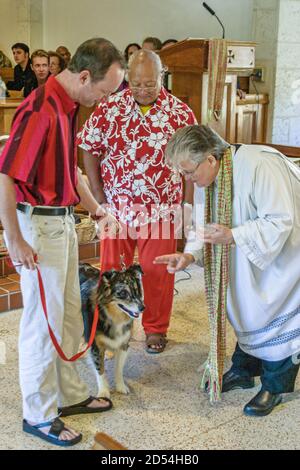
[159,38,258,143]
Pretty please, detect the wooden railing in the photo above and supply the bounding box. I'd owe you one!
[253,142,300,160]
[0,67,14,83]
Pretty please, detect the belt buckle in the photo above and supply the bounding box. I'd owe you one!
[21,203,34,217]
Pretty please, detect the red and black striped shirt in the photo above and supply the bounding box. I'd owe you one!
[0,76,80,206]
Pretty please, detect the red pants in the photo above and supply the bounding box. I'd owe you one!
[100,222,176,334]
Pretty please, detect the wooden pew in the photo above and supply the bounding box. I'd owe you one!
[254,142,300,164]
[0,67,14,83]
[0,98,23,134]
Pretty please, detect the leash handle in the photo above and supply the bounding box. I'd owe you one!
[6,256,99,362]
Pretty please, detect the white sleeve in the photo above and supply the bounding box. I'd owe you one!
[232,155,294,270]
[184,186,205,267]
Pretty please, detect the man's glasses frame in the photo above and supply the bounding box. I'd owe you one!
[178,161,201,177]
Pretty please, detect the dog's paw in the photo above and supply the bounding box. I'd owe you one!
[105,350,114,360]
[116,381,130,395]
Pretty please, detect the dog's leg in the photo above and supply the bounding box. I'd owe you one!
[115,345,130,394]
[79,348,105,395]
[96,346,111,398]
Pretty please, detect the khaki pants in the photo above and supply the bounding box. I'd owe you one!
[9,210,89,423]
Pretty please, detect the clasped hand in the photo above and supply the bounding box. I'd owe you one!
[198,223,234,245]
[94,205,120,239]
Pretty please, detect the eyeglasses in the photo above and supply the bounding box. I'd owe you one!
[129,84,158,92]
[129,78,161,92]
[179,162,201,177]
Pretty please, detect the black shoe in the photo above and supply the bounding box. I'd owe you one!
[205,369,255,393]
[243,389,282,417]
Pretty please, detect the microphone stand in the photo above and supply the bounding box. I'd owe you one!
[202,2,225,39]
[214,14,225,39]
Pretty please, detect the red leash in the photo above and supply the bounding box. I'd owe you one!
[6,256,99,362]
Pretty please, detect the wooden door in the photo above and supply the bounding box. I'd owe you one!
[235,94,268,143]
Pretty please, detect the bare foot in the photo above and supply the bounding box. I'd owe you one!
[86,398,111,409]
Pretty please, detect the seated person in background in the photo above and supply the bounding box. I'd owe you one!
[0,74,8,97]
[142,37,162,52]
[48,51,66,76]
[160,39,178,91]
[0,135,9,154]
[6,43,36,98]
[161,39,178,49]
[0,50,12,68]
[237,77,247,99]
[56,46,71,66]
[124,43,141,62]
[29,49,50,93]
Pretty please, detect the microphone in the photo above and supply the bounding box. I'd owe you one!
[202,2,225,39]
[203,2,215,15]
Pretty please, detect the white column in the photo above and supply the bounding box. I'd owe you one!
[272,0,300,146]
[251,0,280,142]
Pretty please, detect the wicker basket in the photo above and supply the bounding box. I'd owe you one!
[75,214,97,244]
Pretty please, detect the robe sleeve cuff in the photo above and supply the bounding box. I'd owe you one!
[231,226,269,270]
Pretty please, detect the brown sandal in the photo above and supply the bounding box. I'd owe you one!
[58,396,112,417]
[145,333,168,354]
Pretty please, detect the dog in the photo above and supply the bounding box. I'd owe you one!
[79,262,144,398]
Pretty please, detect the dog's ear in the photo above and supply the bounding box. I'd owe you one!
[98,270,118,300]
[129,264,144,277]
[101,269,118,285]
[79,262,99,279]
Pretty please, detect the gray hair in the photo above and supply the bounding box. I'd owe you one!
[128,49,163,75]
[165,125,230,167]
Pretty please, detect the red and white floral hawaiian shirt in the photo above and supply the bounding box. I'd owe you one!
[77,87,196,226]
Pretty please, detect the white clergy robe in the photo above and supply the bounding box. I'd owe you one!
[185,145,300,362]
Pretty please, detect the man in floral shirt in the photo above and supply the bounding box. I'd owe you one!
[77,50,196,353]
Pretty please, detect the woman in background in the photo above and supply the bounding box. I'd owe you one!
[48,51,66,76]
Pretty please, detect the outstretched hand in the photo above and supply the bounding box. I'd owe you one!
[153,253,195,274]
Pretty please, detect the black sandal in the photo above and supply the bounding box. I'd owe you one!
[58,395,113,417]
[23,417,82,447]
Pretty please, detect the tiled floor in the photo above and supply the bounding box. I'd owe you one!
[1,264,299,450]
[0,273,22,312]
[0,239,100,314]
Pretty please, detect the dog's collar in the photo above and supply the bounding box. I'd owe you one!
[117,304,140,319]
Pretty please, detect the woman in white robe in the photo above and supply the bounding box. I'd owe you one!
[155,125,300,417]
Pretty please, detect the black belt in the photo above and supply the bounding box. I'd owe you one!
[17,203,74,216]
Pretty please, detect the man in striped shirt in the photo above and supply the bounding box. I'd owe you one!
[0,38,125,447]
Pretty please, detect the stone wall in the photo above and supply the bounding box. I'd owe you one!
[272,0,300,145]
[0,0,43,57]
[251,0,279,142]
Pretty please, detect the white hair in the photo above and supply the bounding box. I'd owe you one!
[165,125,230,167]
